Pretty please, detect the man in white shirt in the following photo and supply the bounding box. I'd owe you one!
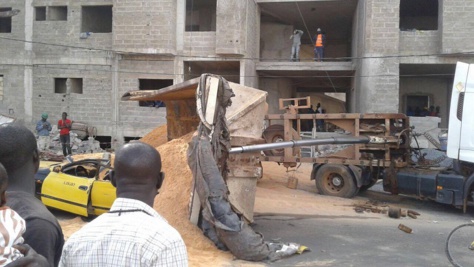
[290,29,304,61]
[59,142,188,267]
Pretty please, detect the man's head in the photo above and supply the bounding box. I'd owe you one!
[62,112,67,120]
[0,163,7,206]
[0,123,39,193]
[317,28,321,33]
[41,113,48,121]
[110,142,164,206]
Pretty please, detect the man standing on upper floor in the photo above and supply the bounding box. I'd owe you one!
[290,29,304,62]
[314,28,326,62]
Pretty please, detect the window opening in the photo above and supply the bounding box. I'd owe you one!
[185,0,216,32]
[138,79,172,107]
[35,7,46,21]
[0,8,13,33]
[49,6,67,21]
[81,6,112,33]
[400,0,438,31]
[55,78,83,94]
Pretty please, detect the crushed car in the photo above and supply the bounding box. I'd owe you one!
[34,158,116,217]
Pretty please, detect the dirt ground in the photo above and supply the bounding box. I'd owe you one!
[57,159,367,266]
[56,129,370,266]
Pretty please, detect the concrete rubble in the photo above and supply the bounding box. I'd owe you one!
[37,124,103,161]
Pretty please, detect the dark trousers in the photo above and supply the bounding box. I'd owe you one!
[60,134,72,156]
[314,47,324,62]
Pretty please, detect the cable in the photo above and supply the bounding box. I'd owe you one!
[0,62,458,79]
[295,2,313,44]
[1,35,474,62]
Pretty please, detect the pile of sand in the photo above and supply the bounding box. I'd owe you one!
[62,128,260,266]
[140,124,169,148]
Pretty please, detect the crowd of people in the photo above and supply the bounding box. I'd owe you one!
[299,102,325,132]
[406,105,440,117]
[0,122,188,266]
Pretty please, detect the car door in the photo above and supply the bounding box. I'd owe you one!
[90,179,116,216]
[90,164,116,216]
[40,161,96,217]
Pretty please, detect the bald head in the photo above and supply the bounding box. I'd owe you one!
[112,142,163,205]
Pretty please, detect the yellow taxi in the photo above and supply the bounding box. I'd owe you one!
[35,159,116,217]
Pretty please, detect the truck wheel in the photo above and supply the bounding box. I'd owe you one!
[315,164,359,198]
[262,124,301,157]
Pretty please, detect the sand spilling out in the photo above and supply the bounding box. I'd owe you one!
[60,129,262,266]
[140,124,169,148]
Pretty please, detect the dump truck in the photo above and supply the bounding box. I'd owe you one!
[239,61,474,212]
[122,61,474,216]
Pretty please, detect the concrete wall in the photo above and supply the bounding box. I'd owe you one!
[260,23,293,61]
[113,0,176,54]
[259,78,292,114]
[357,0,400,113]
[32,66,113,133]
[183,32,216,56]
[399,30,439,55]
[440,0,474,54]
[117,58,173,137]
[215,0,246,55]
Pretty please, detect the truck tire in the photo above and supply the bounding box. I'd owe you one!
[315,164,359,198]
[262,124,300,157]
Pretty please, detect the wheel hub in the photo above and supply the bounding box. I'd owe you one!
[325,173,344,191]
[331,176,343,187]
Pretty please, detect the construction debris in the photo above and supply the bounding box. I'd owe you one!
[353,201,420,220]
[398,224,413,234]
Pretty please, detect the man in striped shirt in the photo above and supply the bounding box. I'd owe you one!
[60,142,188,267]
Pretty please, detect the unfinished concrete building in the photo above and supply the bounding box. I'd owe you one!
[1,0,474,145]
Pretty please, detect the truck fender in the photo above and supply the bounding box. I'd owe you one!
[347,165,363,188]
[310,163,323,180]
[463,173,474,202]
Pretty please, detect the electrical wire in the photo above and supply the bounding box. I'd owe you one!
[1,35,473,62]
[0,62,458,79]
[295,2,314,44]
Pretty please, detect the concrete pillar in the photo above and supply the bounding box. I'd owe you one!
[24,0,33,124]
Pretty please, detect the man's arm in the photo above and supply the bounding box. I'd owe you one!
[7,244,49,267]
[23,219,64,267]
[36,121,43,132]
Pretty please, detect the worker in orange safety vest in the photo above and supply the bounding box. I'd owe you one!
[314,28,326,62]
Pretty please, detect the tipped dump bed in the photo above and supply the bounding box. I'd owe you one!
[121,76,268,143]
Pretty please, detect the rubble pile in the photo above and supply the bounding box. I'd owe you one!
[38,129,103,161]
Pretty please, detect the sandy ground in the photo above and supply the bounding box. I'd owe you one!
[56,159,370,267]
[54,125,372,267]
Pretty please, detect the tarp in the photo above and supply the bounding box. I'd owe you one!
[187,74,304,261]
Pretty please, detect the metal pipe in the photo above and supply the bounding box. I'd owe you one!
[229,136,371,154]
